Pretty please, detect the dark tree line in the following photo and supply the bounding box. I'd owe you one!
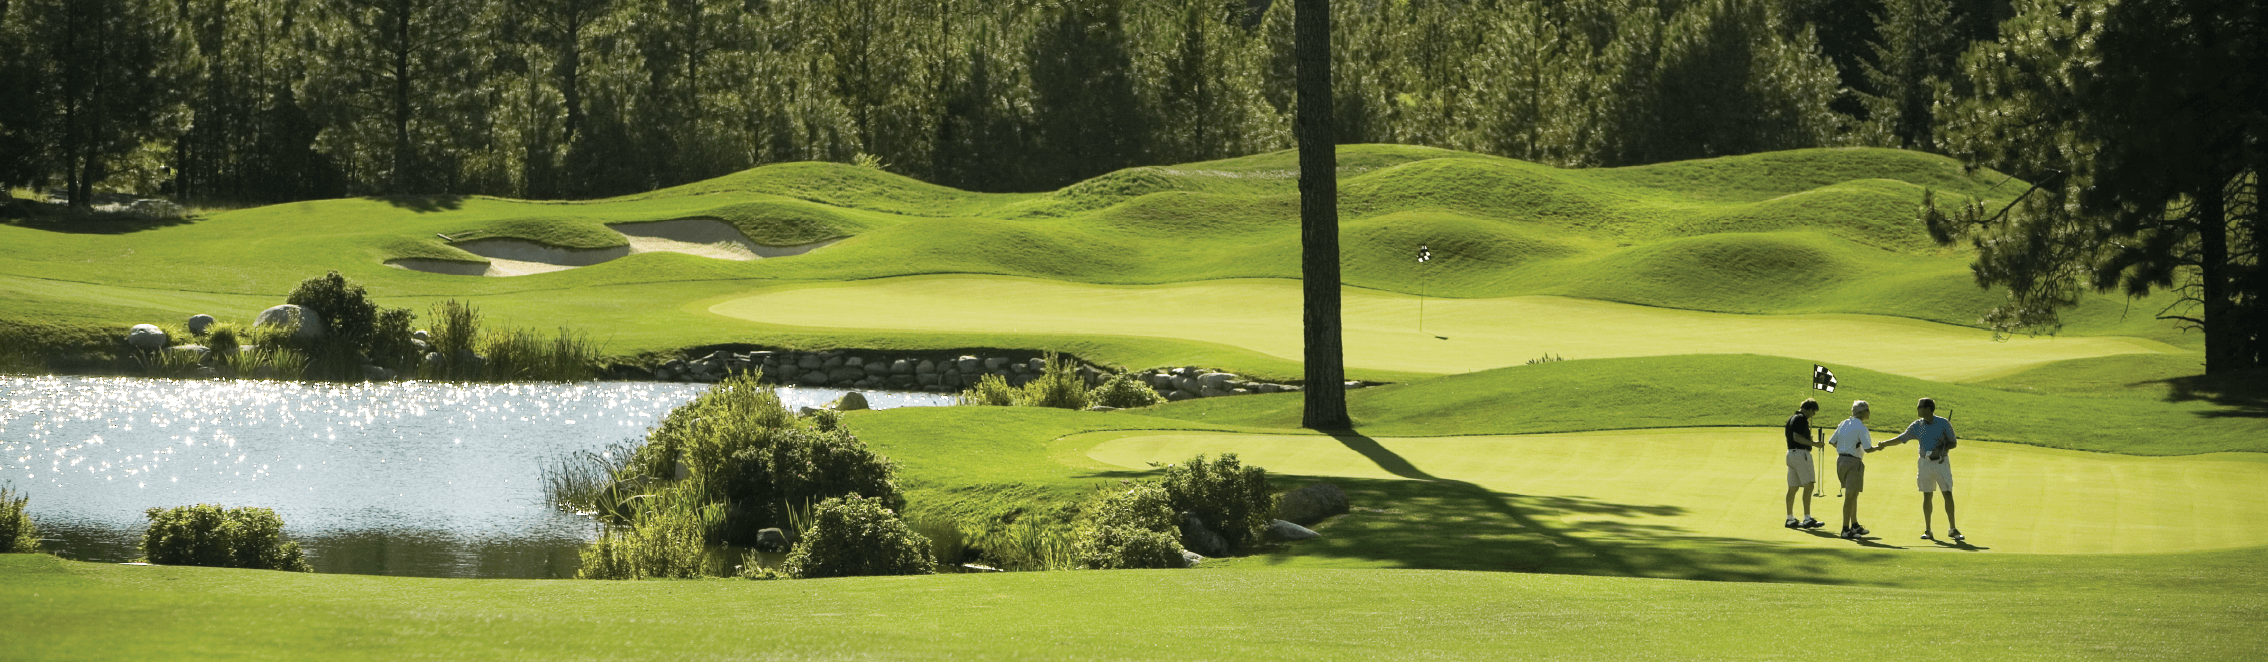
[4,0,1986,206]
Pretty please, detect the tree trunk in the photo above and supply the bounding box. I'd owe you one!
[2199,172,2235,374]
[1295,0,1348,429]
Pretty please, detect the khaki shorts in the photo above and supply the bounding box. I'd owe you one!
[1917,456,1954,492]
[1786,449,1817,486]
[1837,455,1865,493]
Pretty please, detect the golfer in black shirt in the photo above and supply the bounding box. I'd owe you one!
[1783,398,1826,529]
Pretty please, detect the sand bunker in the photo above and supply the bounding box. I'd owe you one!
[388,219,840,277]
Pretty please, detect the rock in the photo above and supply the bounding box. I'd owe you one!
[413,329,430,341]
[1197,372,1236,390]
[1178,512,1229,557]
[1276,483,1350,525]
[1174,375,1198,393]
[1165,390,1194,401]
[823,356,845,369]
[185,314,216,335]
[983,357,1010,372]
[891,359,913,375]
[862,361,889,376]
[1180,550,1204,568]
[843,356,864,368]
[1147,373,1173,389]
[1085,405,1120,412]
[800,370,830,385]
[956,355,980,373]
[1028,358,1048,373]
[830,392,870,411]
[673,460,691,481]
[755,528,789,553]
[126,324,169,351]
[827,366,863,384]
[1077,365,1100,385]
[166,344,208,360]
[362,364,395,381]
[1266,519,1320,541]
[1199,386,1229,398]
[255,305,325,339]
[916,359,936,374]
[798,354,825,370]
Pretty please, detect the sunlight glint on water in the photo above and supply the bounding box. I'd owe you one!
[0,376,951,577]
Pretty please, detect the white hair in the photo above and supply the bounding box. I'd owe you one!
[1851,400,1870,415]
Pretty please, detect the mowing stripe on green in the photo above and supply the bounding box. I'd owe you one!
[1077,428,2268,555]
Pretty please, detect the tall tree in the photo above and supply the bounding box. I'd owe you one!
[1027,0,1147,190]
[1862,0,1957,149]
[1295,0,1346,429]
[1926,0,2263,374]
[308,0,494,193]
[4,0,183,207]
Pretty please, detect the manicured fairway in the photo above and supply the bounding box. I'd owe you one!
[6,550,2264,660]
[711,276,2184,381]
[1077,428,2268,555]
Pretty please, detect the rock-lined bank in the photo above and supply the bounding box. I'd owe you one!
[616,347,1348,401]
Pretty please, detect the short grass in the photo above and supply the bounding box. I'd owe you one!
[709,276,2184,382]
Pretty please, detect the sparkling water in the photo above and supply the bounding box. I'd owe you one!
[0,376,951,578]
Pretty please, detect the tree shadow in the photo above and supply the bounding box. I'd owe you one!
[2155,368,2268,419]
[369,194,467,213]
[1240,429,1897,585]
[1,200,200,234]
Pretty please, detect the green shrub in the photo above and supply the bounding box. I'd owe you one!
[624,374,903,548]
[1,484,40,553]
[780,495,934,579]
[577,481,720,580]
[1017,352,1093,409]
[226,346,306,380]
[1162,454,1273,553]
[1088,372,1165,408]
[285,271,416,380]
[140,504,312,571]
[957,373,1019,406]
[204,323,242,357]
[1073,481,1184,570]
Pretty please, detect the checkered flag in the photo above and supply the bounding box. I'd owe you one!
[1812,365,1837,392]
[1418,244,1431,263]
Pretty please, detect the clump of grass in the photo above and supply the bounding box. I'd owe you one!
[958,373,1020,406]
[1,484,41,553]
[421,300,597,382]
[909,515,970,568]
[577,479,724,580]
[541,439,643,514]
[422,300,483,381]
[1526,353,1565,365]
[969,519,1078,571]
[225,346,307,381]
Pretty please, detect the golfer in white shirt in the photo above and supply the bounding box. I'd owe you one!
[1828,400,1883,539]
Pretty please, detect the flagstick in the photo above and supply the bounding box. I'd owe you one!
[1418,267,1426,335]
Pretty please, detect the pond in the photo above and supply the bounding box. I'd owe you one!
[0,376,953,578]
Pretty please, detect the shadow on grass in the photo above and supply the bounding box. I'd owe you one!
[2158,368,2268,419]
[1239,429,1887,585]
[370,194,467,213]
[1,206,199,234]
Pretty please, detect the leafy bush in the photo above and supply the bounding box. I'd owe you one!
[1162,454,1273,553]
[1073,481,1185,570]
[626,375,903,547]
[577,481,720,580]
[286,271,417,380]
[1018,352,1093,409]
[780,495,934,579]
[140,504,312,572]
[1088,372,1165,408]
[2,484,40,553]
[957,373,1019,406]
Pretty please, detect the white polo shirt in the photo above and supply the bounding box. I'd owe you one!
[1830,418,1876,458]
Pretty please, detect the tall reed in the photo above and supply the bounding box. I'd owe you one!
[422,299,483,381]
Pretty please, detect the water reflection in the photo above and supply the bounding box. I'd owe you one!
[0,376,951,578]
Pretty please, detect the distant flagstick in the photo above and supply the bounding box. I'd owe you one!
[1417,244,1431,335]
[1812,365,1838,499]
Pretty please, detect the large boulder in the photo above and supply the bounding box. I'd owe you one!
[754,528,790,553]
[125,324,169,351]
[1178,512,1230,557]
[829,391,871,411]
[1266,519,1320,542]
[184,314,216,335]
[1276,483,1349,525]
[254,305,325,339]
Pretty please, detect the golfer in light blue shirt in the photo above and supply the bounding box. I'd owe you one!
[1880,397,1963,543]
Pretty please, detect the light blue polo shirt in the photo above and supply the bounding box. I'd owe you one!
[1905,416,1956,457]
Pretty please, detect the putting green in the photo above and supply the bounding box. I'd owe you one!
[709,276,2182,381]
[1076,428,2268,555]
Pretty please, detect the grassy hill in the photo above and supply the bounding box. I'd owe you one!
[0,144,2198,387]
